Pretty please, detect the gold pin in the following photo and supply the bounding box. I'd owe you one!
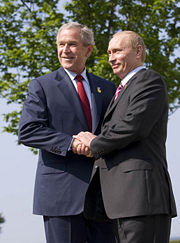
[97,87,101,93]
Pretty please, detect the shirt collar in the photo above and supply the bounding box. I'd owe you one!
[64,68,89,84]
[121,65,146,87]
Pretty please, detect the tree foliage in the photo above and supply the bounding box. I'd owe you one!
[0,0,179,138]
[0,0,64,135]
[65,0,180,106]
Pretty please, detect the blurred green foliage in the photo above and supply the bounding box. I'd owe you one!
[0,0,179,139]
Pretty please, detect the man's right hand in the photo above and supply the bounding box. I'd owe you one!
[71,138,93,157]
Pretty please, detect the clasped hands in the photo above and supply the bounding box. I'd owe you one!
[71,132,96,157]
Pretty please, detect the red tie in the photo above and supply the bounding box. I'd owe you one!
[114,82,123,101]
[77,75,92,131]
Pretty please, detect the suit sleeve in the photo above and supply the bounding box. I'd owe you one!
[18,79,72,156]
[91,71,168,158]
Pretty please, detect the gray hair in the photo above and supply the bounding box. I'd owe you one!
[113,31,146,62]
[57,22,95,46]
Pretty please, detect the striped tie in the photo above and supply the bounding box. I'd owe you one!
[114,82,123,101]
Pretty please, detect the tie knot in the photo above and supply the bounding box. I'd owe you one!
[76,75,82,82]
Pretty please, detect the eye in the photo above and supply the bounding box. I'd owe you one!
[107,49,122,55]
[115,49,122,53]
[58,43,65,47]
[69,42,77,47]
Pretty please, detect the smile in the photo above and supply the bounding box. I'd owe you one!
[62,57,74,60]
[111,64,119,69]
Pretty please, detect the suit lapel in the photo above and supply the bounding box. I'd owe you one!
[56,68,89,130]
[103,74,136,121]
[87,72,103,133]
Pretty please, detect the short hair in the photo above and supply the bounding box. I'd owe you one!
[113,31,146,62]
[57,22,95,46]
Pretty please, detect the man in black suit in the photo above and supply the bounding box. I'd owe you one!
[75,30,177,243]
[18,22,116,243]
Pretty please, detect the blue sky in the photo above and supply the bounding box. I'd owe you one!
[0,98,180,242]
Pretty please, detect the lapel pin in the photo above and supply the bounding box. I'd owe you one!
[97,87,101,93]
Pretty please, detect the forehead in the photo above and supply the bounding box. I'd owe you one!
[57,28,82,42]
[108,34,131,50]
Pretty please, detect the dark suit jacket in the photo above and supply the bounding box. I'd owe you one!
[18,67,116,216]
[87,68,177,219]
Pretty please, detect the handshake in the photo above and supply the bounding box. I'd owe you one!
[71,132,97,157]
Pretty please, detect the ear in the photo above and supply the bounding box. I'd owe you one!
[86,45,94,58]
[136,45,143,59]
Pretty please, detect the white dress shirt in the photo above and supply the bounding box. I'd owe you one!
[64,68,92,109]
[121,65,146,87]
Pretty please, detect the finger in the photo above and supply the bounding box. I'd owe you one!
[86,151,93,157]
[72,144,79,154]
[76,143,83,154]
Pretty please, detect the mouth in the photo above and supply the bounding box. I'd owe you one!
[111,64,119,69]
[61,56,74,59]
[60,56,75,62]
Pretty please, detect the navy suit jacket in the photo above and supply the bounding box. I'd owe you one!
[18,67,116,216]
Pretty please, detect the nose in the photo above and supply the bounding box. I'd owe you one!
[63,43,70,52]
[109,53,115,63]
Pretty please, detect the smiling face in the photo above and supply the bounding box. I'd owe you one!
[107,32,143,79]
[57,28,93,74]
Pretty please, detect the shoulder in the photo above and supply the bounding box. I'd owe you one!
[137,68,163,81]
[33,67,64,83]
[133,68,166,88]
[29,67,65,88]
[131,68,168,99]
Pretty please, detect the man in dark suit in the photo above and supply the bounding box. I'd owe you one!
[75,30,177,243]
[18,22,116,243]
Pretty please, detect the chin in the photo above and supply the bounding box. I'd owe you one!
[113,69,119,75]
[114,70,123,79]
[62,63,73,69]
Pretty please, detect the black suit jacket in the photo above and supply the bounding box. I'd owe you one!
[18,67,116,216]
[86,68,177,219]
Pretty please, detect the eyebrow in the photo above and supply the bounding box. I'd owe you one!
[58,40,78,44]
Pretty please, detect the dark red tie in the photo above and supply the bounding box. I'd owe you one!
[114,82,123,101]
[76,75,92,131]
